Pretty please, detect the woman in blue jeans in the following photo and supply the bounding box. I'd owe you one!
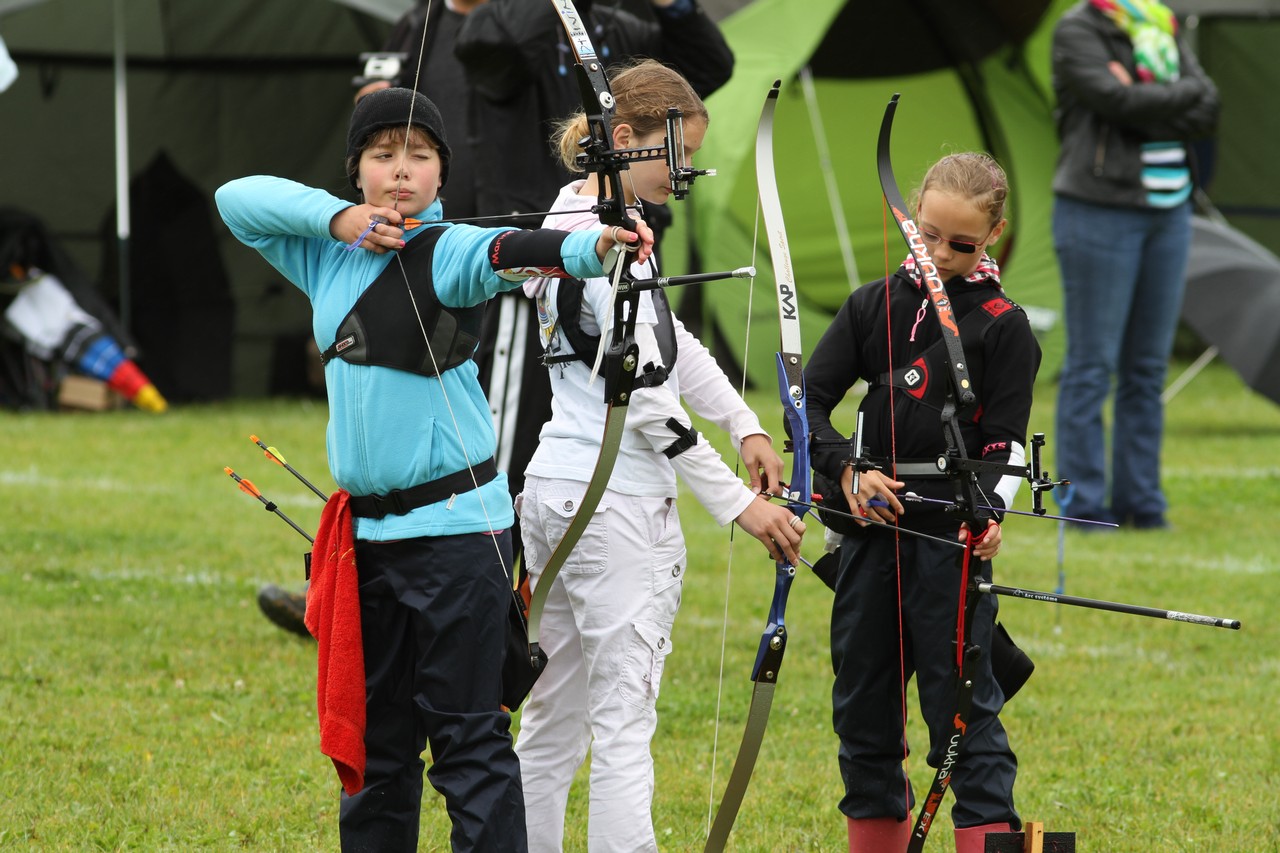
[1050,0,1219,528]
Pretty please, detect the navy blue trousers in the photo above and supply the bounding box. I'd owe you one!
[339,531,526,852]
[831,532,1019,830]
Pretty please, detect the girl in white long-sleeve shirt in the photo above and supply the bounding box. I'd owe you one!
[514,60,805,852]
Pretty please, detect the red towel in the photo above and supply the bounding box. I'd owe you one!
[304,489,366,795]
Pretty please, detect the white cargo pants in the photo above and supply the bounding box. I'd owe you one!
[516,475,687,853]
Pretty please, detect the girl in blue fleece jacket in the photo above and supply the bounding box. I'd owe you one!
[216,87,651,853]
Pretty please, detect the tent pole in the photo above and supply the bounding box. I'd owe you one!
[799,66,859,290]
[113,0,131,333]
[1161,345,1219,404]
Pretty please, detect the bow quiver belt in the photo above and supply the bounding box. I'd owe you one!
[349,458,499,519]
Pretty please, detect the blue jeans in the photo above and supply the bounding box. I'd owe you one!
[1053,196,1191,522]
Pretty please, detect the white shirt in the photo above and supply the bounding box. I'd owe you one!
[525,182,764,526]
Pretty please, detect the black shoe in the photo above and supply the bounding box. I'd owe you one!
[257,584,312,639]
[1128,512,1171,530]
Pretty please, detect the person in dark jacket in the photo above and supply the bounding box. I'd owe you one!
[1050,0,1219,529]
[806,154,1040,853]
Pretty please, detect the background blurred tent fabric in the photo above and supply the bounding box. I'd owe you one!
[2,0,1278,397]
[1169,0,1280,259]
[98,152,238,403]
[0,0,390,397]
[1177,213,1280,404]
[327,0,412,24]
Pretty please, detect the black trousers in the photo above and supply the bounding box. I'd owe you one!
[339,530,527,852]
[831,532,1019,829]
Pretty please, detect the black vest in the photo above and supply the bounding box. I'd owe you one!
[871,291,1022,423]
[544,281,678,390]
[320,228,484,377]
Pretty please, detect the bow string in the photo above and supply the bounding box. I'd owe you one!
[375,0,515,596]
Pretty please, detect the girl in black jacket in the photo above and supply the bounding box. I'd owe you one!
[805,153,1040,853]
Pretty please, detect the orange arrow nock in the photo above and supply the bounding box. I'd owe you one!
[251,434,287,466]
[224,466,262,498]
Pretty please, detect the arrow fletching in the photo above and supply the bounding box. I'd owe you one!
[250,434,287,466]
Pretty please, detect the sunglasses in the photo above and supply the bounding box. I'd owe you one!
[919,227,991,255]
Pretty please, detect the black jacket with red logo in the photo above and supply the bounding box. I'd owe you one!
[804,267,1042,535]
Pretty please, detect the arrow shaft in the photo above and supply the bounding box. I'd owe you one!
[225,468,314,544]
[252,436,329,501]
[978,583,1240,629]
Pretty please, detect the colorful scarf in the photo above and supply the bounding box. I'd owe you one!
[1091,0,1181,82]
[901,253,1002,287]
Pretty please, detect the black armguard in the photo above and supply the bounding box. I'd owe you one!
[661,417,700,459]
[488,228,572,274]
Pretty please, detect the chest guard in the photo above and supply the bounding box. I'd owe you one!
[871,291,1022,423]
[545,281,678,390]
[320,228,483,377]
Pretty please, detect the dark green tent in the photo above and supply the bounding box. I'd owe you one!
[663,0,1070,388]
[0,0,390,396]
[1175,0,1280,254]
[673,0,1279,389]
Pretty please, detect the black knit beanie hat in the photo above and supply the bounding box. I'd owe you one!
[346,87,451,190]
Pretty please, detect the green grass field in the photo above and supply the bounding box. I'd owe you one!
[1,362,1277,851]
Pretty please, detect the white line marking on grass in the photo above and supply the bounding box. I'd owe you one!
[83,567,248,587]
[1020,639,1183,671]
[1165,466,1280,480]
[0,467,323,509]
[1153,550,1276,575]
[0,466,163,493]
[1193,555,1276,575]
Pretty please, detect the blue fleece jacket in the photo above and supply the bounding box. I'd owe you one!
[216,175,606,541]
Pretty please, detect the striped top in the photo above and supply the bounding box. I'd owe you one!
[1141,141,1192,207]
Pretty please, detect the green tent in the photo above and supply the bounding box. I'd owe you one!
[674,0,1280,389]
[3,0,1273,396]
[1179,2,1280,255]
[668,0,1073,390]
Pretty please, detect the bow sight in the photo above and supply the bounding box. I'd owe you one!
[571,107,715,205]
